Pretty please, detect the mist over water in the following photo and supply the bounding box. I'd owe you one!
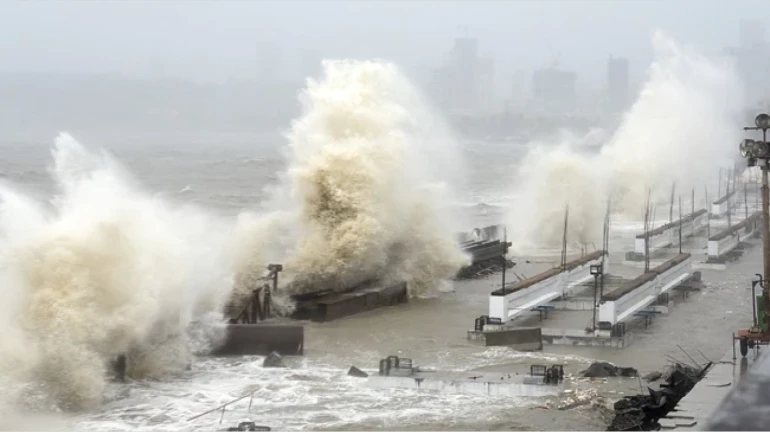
[508,32,745,250]
[0,133,233,411]
[235,60,470,297]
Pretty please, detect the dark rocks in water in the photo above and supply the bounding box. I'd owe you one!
[643,371,663,382]
[606,362,711,431]
[262,352,285,368]
[582,362,638,378]
[347,366,368,378]
[226,422,271,431]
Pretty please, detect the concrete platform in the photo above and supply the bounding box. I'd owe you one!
[209,323,305,356]
[659,344,762,430]
[467,326,542,350]
[366,370,563,398]
[291,281,408,322]
[541,327,634,348]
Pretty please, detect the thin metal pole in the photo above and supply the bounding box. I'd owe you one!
[761,162,770,332]
[727,168,733,228]
[592,274,598,331]
[746,181,750,220]
[692,188,695,216]
[732,332,736,361]
[679,196,683,254]
[502,226,507,294]
[753,278,758,328]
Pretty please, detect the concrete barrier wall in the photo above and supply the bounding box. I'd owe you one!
[707,212,762,260]
[711,191,736,217]
[634,233,673,254]
[209,324,305,356]
[489,251,606,323]
[292,282,407,322]
[599,254,692,326]
[707,234,739,259]
[483,327,542,350]
[599,274,657,325]
[655,255,693,294]
[634,210,707,256]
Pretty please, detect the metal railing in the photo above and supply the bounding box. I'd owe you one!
[187,390,259,424]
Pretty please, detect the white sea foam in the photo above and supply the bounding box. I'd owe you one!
[508,32,745,250]
[235,60,470,297]
[0,133,233,412]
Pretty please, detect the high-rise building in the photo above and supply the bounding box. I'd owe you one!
[430,37,495,115]
[607,56,630,113]
[725,20,770,106]
[449,37,480,113]
[532,67,577,112]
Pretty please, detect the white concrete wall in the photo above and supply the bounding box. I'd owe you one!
[489,255,606,323]
[634,230,674,255]
[599,256,692,325]
[707,234,739,259]
[657,256,693,294]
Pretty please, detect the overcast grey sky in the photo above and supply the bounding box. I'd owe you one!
[1,0,766,86]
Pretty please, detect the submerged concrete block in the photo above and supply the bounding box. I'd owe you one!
[292,282,407,322]
[483,327,543,351]
[209,323,304,356]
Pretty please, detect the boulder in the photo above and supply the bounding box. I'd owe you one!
[581,362,638,378]
[262,352,285,368]
[347,366,368,378]
[643,371,663,382]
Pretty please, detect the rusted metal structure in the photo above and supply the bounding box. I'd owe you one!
[456,224,513,279]
[213,264,305,356]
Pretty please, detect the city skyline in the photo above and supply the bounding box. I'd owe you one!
[1,1,765,87]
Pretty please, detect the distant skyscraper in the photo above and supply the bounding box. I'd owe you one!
[607,56,630,113]
[725,20,770,106]
[532,67,577,112]
[430,36,491,115]
[449,37,480,113]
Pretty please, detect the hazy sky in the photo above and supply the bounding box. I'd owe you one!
[1,0,766,86]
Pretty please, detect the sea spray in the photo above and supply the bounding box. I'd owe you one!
[508,31,744,250]
[0,133,233,410]
[235,60,469,297]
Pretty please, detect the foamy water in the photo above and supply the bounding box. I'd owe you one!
[233,60,470,298]
[507,31,745,252]
[0,32,757,432]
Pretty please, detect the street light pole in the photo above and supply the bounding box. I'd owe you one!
[741,113,770,333]
[761,161,770,330]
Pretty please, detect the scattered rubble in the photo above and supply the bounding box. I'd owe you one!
[606,362,711,431]
[581,362,638,378]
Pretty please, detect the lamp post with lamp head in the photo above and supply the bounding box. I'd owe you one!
[736,113,770,356]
